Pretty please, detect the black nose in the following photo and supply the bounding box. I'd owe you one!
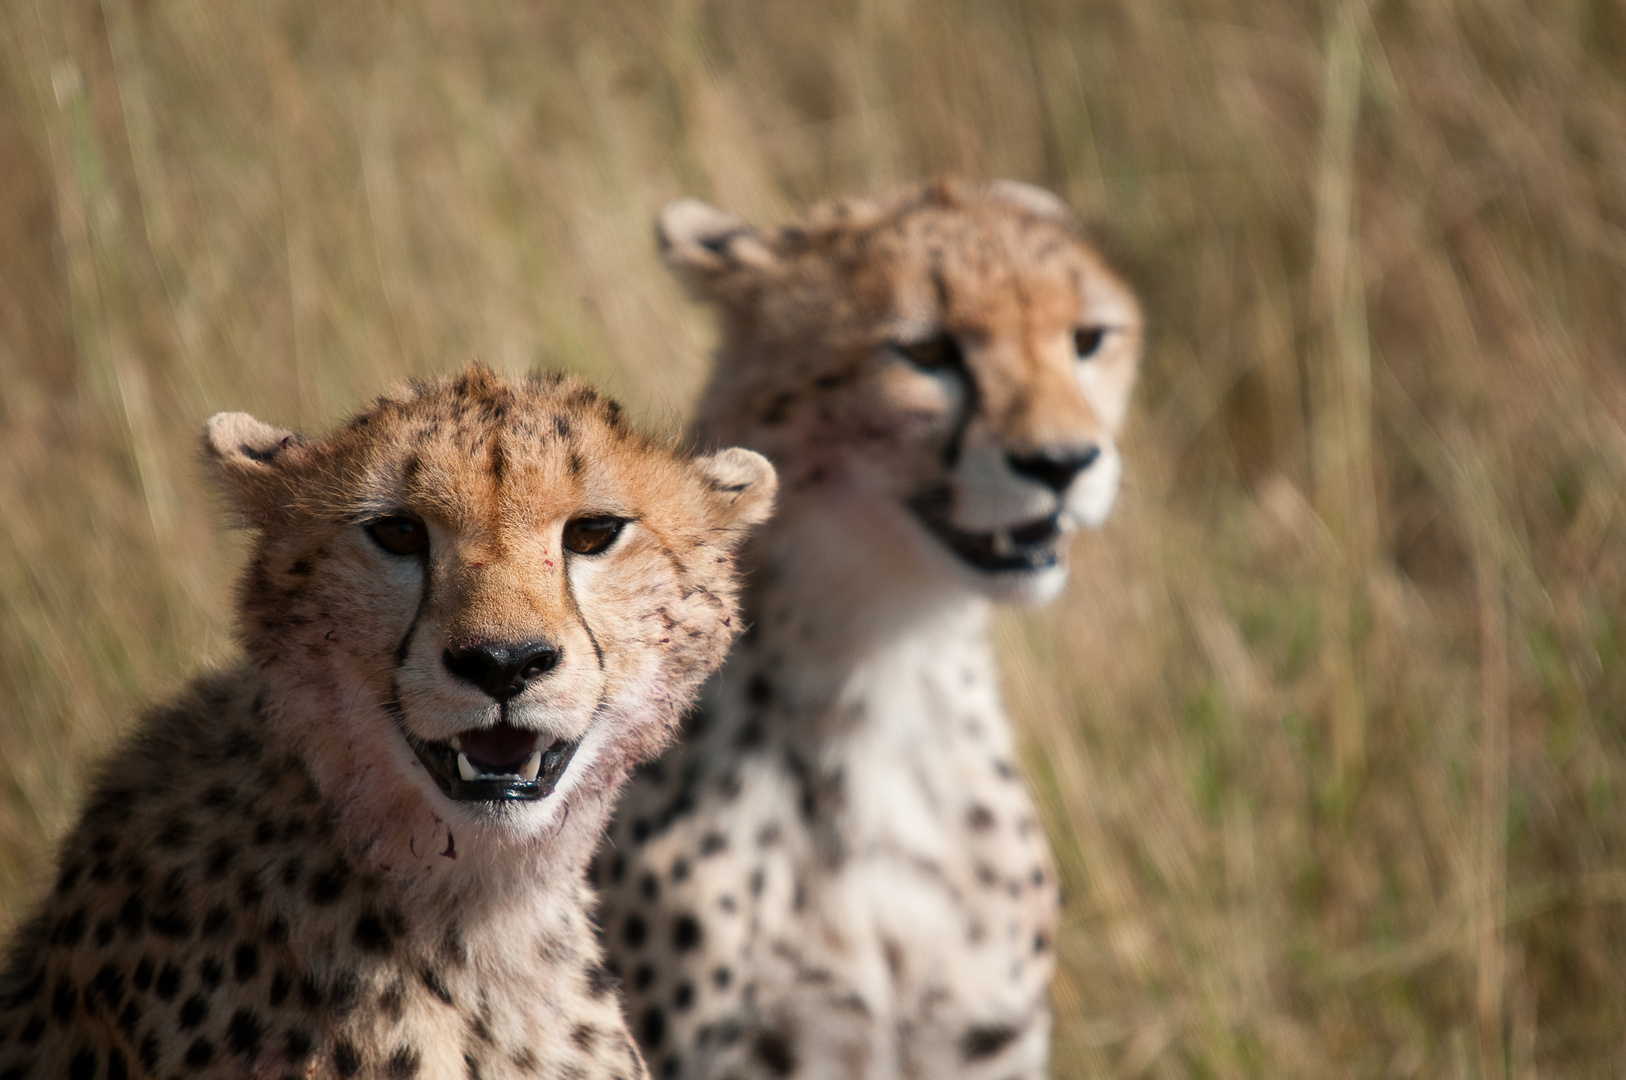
[1006,446,1101,493]
[442,641,561,701]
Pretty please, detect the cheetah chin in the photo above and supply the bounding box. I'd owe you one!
[396,716,580,802]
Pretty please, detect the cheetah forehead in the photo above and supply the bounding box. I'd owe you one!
[273,366,691,522]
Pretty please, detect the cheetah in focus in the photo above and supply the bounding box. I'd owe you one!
[0,365,777,1079]
[595,180,1142,1079]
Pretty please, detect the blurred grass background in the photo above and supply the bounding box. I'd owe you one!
[2,0,1625,1075]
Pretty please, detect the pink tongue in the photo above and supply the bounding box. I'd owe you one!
[457,724,540,771]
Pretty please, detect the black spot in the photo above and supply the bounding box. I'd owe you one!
[50,979,77,1023]
[270,969,291,1006]
[94,916,116,947]
[226,1007,264,1056]
[334,1038,362,1077]
[1033,931,1050,954]
[586,963,617,999]
[18,1014,44,1045]
[993,758,1015,780]
[55,908,88,947]
[609,854,626,883]
[961,1025,1020,1061]
[202,903,233,938]
[634,963,655,990]
[234,943,259,982]
[308,860,350,904]
[641,1006,666,1049]
[967,804,996,830]
[662,1055,682,1078]
[713,966,732,990]
[629,819,652,844]
[640,872,660,901]
[89,963,125,1011]
[754,1030,795,1076]
[179,993,209,1029]
[68,1049,96,1080]
[137,1032,160,1070]
[571,1024,597,1051]
[107,1048,129,1080]
[354,911,395,953]
[746,675,773,704]
[199,955,225,988]
[421,967,454,1006]
[237,870,264,908]
[118,896,145,938]
[735,719,764,748]
[673,981,695,1010]
[155,817,192,849]
[672,915,702,951]
[285,1028,315,1062]
[330,969,362,1015]
[623,914,648,949]
[671,858,690,882]
[55,863,83,894]
[184,1038,216,1068]
[699,832,728,856]
[148,910,192,940]
[109,983,142,1028]
[388,1046,422,1078]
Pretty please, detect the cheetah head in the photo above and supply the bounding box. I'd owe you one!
[205,365,774,827]
[660,179,1140,604]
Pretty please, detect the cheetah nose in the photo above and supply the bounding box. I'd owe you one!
[1006,445,1101,494]
[442,640,561,701]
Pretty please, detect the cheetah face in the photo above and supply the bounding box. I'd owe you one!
[659,180,1141,604]
[205,366,774,826]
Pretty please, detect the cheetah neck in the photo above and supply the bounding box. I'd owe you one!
[737,492,1004,746]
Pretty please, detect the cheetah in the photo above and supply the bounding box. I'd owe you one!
[595,180,1142,1079]
[0,365,777,1079]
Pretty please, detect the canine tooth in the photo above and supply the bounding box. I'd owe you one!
[448,735,462,752]
[992,531,1015,557]
[457,753,479,782]
[518,750,543,782]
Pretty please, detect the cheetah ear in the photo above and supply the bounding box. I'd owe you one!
[656,198,777,295]
[985,180,1075,221]
[693,447,777,540]
[203,411,304,520]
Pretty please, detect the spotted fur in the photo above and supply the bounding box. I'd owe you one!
[0,365,776,1079]
[596,180,1142,1079]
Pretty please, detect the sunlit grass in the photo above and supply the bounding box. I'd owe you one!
[3,1,1625,1075]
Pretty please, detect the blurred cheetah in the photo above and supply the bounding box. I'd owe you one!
[0,365,776,1079]
[596,180,1142,1079]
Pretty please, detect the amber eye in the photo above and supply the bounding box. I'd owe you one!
[366,515,428,556]
[1074,327,1107,359]
[891,333,962,371]
[562,516,628,556]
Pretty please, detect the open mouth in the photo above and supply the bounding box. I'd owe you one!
[907,492,1065,574]
[404,721,579,803]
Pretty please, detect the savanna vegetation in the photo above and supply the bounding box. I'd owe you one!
[2,1,1624,1075]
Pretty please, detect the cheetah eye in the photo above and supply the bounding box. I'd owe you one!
[1073,327,1108,360]
[890,333,963,371]
[367,515,429,556]
[562,516,628,556]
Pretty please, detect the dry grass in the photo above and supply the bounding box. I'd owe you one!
[3,0,1625,1075]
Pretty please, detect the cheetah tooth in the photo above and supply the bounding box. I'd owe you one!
[448,735,462,752]
[992,531,1015,558]
[518,750,543,782]
[457,752,480,782]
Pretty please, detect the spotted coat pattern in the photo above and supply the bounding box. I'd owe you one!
[595,180,1142,1080]
[0,366,776,1079]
